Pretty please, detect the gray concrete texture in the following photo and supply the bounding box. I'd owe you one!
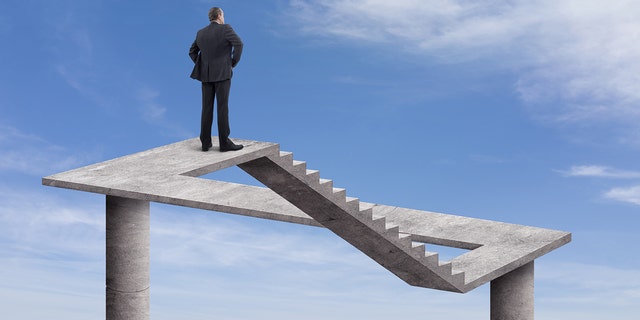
[491,261,534,320]
[106,196,149,320]
[43,138,571,293]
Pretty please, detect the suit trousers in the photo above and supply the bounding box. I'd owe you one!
[200,79,231,147]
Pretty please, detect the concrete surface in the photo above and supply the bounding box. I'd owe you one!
[106,196,149,320]
[491,262,534,320]
[239,156,465,292]
[43,137,571,293]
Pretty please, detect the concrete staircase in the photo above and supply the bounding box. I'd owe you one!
[43,138,570,295]
[239,151,466,292]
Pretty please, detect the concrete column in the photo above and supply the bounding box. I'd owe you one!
[106,196,150,320]
[490,261,534,320]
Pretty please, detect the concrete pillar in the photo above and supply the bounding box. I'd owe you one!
[106,196,150,320]
[490,261,534,320]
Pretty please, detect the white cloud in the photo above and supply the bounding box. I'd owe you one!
[560,165,640,206]
[538,261,640,307]
[0,125,99,175]
[286,0,640,127]
[0,187,105,319]
[1,187,488,319]
[562,165,640,179]
[149,204,371,271]
[3,186,638,319]
[604,185,640,205]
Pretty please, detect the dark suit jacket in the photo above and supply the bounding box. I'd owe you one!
[189,22,243,82]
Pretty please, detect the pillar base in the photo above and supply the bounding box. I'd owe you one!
[106,196,150,320]
[490,261,534,320]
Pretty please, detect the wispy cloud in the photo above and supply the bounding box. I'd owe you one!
[0,186,105,319]
[0,125,99,175]
[561,165,640,179]
[0,188,106,283]
[45,3,120,111]
[150,204,373,272]
[3,186,637,319]
[0,187,484,319]
[135,85,193,138]
[286,0,640,132]
[561,164,640,206]
[538,261,640,307]
[604,186,640,206]
[43,3,190,138]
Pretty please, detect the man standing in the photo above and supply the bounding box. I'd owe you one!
[189,7,244,152]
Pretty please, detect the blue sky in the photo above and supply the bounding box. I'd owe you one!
[1,0,639,319]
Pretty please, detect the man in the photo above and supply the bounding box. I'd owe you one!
[189,7,244,152]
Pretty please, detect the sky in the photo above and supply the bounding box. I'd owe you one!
[1,0,639,319]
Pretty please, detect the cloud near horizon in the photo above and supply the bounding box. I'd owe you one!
[286,0,640,130]
[561,164,640,206]
[2,187,638,318]
[562,165,640,179]
[538,261,640,307]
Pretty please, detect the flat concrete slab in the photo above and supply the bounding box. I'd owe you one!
[42,138,307,223]
[43,138,570,293]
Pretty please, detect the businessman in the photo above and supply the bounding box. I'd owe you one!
[189,7,244,152]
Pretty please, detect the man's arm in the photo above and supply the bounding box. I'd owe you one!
[225,25,243,67]
[189,39,200,63]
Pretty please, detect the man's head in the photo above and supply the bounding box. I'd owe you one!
[208,7,224,24]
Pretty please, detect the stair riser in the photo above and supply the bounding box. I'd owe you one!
[239,156,465,292]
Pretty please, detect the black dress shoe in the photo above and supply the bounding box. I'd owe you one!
[202,143,213,152]
[219,141,243,152]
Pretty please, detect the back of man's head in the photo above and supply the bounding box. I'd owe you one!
[209,7,222,22]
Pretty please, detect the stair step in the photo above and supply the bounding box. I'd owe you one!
[411,243,426,258]
[450,270,466,285]
[264,154,467,291]
[346,197,360,212]
[359,207,373,220]
[385,225,400,236]
[278,151,293,165]
[423,252,439,265]
[292,160,306,176]
[269,151,293,170]
[439,261,453,274]
[396,232,412,247]
[332,187,346,201]
[371,216,386,232]
[318,178,333,194]
[305,169,320,184]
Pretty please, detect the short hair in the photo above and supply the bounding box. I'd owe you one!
[208,7,222,22]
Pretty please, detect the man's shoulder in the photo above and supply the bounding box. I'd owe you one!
[222,24,240,36]
[198,23,231,34]
[197,22,218,30]
[195,25,208,36]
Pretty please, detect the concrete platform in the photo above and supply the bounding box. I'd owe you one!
[43,138,571,293]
